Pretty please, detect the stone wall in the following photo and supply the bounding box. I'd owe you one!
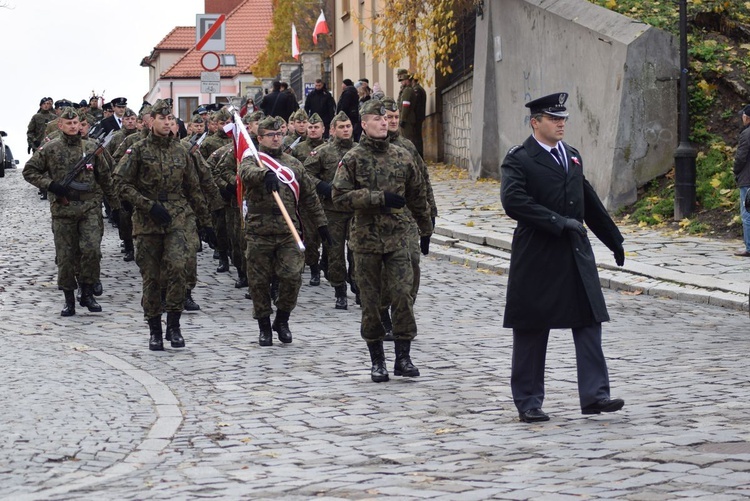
[441,75,473,169]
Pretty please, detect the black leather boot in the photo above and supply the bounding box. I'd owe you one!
[309,264,321,286]
[367,341,389,383]
[123,240,134,262]
[235,268,248,288]
[184,289,200,311]
[334,284,348,310]
[258,317,272,346]
[148,316,164,351]
[93,281,103,297]
[166,311,185,348]
[79,284,102,312]
[381,309,394,341]
[272,310,293,343]
[61,290,76,317]
[394,340,420,377]
[216,252,230,273]
[213,249,220,259]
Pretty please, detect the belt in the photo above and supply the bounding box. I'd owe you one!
[246,207,282,215]
[66,191,97,202]
[145,192,182,202]
[355,207,404,215]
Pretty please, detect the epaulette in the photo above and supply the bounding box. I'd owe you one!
[507,145,523,155]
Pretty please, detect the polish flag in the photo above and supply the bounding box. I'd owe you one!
[312,11,330,44]
[291,23,300,60]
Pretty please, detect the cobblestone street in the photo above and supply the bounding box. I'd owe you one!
[2,168,750,500]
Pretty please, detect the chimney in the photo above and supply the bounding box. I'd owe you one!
[205,0,244,14]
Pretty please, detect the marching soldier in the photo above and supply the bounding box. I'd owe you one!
[332,99,432,383]
[114,99,216,352]
[239,116,329,346]
[304,111,356,309]
[27,97,56,154]
[23,107,120,316]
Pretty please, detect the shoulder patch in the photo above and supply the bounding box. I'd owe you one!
[507,145,523,155]
[125,148,132,155]
[310,149,318,156]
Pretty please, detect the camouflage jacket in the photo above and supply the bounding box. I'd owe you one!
[304,136,355,213]
[114,133,211,236]
[113,127,149,165]
[23,133,120,218]
[282,130,301,148]
[332,134,432,254]
[239,145,326,236]
[26,110,57,148]
[388,130,437,217]
[188,147,224,213]
[107,127,139,157]
[199,129,231,160]
[291,137,325,163]
[209,143,244,208]
[45,118,60,136]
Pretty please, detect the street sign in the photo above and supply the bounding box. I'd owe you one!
[201,52,221,72]
[304,83,315,96]
[200,71,221,94]
[196,14,226,52]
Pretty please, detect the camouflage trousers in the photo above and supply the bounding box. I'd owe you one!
[212,209,228,253]
[136,230,189,318]
[380,221,420,310]
[225,204,246,273]
[51,202,103,291]
[302,214,321,267]
[118,207,134,251]
[184,215,200,290]
[323,211,352,287]
[245,233,304,319]
[355,247,416,342]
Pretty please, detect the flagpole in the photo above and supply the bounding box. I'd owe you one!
[228,107,305,252]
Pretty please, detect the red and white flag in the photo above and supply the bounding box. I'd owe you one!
[312,11,329,45]
[291,23,300,60]
[223,115,253,212]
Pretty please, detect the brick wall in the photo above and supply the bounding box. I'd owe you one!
[441,75,473,169]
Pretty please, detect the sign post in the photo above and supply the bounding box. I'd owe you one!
[196,14,226,52]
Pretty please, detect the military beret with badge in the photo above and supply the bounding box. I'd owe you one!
[111,97,128,107]
[150,99,172,117]
[59,107,79,120]
[360,99,386,117]
[381,97,398,112]
[257,116,283,133]
[330,111,350,128]
[308,113,323,125]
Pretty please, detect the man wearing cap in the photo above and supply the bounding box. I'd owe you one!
[239,116,329,346]
[332,99,432,383]
[101,102,114,121]
[27,97,56,154]
[23,107,120,317]
[107,108,140,261]
[100,97,128,135]
[733,104,750,257]
[396,69,419,150]
[304,111,357,309]
[284,109,309,149]
[380,96,437,339]
[500,92,626,423]
[89,97,104,123]
[114,99,216,352]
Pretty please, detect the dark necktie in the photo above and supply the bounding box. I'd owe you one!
[551,147,566,172]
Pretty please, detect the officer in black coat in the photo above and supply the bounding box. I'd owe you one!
[500,92,626,424]
[99,97,127,135]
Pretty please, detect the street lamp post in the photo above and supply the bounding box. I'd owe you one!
[674,0,697,220]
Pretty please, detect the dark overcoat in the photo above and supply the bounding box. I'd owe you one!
[500,136,624,329]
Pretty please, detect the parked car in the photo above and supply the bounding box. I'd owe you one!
[0,131,19,178]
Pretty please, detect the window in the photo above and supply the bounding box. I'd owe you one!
[178,97,199,121]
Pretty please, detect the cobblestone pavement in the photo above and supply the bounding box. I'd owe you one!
[2,167,750,500]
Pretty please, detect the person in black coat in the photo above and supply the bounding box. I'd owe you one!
[500,92,626,424]
[260,81,297,120]
[99,97,128,135]
[304,79,336,138]
[336,79,361,141]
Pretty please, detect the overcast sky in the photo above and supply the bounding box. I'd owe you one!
[0,0,204,163]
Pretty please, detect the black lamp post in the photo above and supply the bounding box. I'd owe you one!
[674,0,697,220]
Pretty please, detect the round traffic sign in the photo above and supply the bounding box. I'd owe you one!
[201,51,221,72]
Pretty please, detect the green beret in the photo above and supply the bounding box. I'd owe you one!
[294,109,309,122]
[360,99,386,117]
[330,111,350,127]
[123,108,136,118]
[308,113,323,124]
[59,107,78,120]
[381,97,398,112]
[193,116,205,124]
[215,108,232,122]
[243,110,265,124]
[151,99,172,116]
[257,116,282,133]
[138,105,152,119]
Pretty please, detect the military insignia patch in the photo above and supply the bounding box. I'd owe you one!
[507,145,522,155]
[125,148,132,155]
[310,150,318,156]
[86,163,93,170]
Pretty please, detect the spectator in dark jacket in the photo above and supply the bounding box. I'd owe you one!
[261,81,297,120]
[733,104,750,256]
[337,79,361,141]
[304,79,336,138]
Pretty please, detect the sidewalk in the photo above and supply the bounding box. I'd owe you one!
[429,167,750,312]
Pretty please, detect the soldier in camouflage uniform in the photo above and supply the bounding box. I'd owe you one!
[239,116,330,346]
[292,113,327,286]
[332,99,432,383]
[396,69,419,148]
[27,97,56,153]
[304,111,356,309]
[23,107,120,316]
[283,109,308,149]
[199,108,233,273]
[114,100,216,352]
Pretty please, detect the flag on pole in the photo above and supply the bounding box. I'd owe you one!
[291,23,300,60]
[312,11,330,44]
[223,115,253,215]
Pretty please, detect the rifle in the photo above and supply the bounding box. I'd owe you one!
[283,135,302,153]
[58,129,114,206]
[188,131,208,154]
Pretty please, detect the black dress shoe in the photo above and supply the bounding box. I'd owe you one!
[582,398,625,415]
[518,408,550,423]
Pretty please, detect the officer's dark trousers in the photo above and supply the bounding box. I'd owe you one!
[510,323,611,412]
